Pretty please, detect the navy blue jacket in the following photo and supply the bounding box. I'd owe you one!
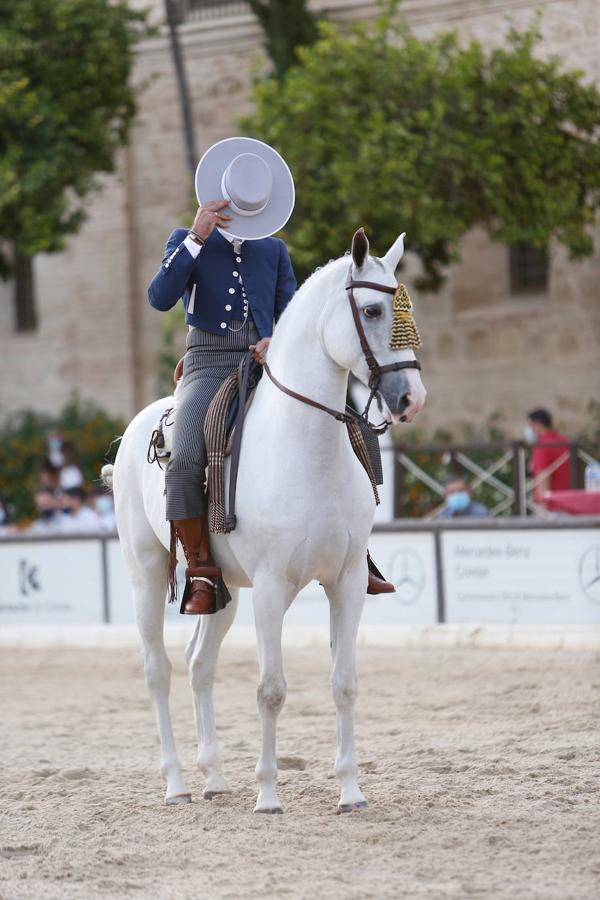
[148,227,297,338]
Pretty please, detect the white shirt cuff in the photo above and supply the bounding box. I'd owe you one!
[183,235,203,259]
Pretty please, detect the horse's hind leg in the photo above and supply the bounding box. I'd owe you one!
[121,531,190,805]
[187,590,239,799]
[324,565,368,813]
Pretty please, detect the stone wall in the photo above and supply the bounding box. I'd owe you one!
[1,0,598,441]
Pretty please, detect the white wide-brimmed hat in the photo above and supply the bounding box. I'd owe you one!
[195,136,295,240]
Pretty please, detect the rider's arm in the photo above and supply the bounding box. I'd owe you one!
[274,240,297,322]
[147,228,201,311]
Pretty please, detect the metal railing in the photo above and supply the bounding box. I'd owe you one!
[392,440,599,519]
[174,0,250,22]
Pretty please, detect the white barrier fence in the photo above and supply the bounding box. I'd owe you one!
[1,518,599,627]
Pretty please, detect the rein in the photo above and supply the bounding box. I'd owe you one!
[263,363,353,425]
[264,268,422,435]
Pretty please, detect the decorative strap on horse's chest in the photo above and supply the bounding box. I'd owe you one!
[346,420,380,505]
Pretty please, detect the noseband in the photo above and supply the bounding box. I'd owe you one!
[263,268,422,435]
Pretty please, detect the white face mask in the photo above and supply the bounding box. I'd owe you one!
[523,424,537,445]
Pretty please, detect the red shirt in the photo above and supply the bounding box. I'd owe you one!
[531,431,571,491]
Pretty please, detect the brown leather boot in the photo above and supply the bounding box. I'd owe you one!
[366,552,395,595]
[173,517,220,615]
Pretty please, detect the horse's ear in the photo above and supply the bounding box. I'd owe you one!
[382,232,406,272]
[351,228,369,271]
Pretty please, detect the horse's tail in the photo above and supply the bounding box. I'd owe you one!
[100,464,114,489]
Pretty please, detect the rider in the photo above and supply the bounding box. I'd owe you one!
[148,137,393,616]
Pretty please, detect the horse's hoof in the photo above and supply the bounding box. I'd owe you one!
[203,788,230,800]
[338,800,368,814]
[254,806,284,815]
[165,792,192,806]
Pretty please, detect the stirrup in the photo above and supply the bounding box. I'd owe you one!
[190,575,216,589]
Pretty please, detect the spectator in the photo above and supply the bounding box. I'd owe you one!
[436,476,489,518]
[91,486,117,533]
[46,428,65,468]
[58,441,84,491]
[27,488,61,535]
[38,458,60,492]
[0,496,18,536]
[56,488,101,534]
[525,408,570,504]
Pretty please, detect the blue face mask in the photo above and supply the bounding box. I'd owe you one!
[523,425,537,445]
[447,490,470,513]
[95,496,113,515]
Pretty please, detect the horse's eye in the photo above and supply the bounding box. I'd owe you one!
[363,304,382,319]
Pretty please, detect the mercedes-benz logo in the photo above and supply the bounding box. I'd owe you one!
[388,548,425,604]
[579,546,600,605]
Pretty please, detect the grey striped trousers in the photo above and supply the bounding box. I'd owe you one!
[165,320,259,520]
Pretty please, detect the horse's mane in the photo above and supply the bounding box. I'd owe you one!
[266,254,348,350]
[272,249,387,344]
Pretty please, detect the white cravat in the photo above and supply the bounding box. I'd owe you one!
[219,229,245,256]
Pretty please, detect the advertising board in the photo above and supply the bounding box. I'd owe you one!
[0,539,105,625]
[442,529,600,624]
[2,524,598,628]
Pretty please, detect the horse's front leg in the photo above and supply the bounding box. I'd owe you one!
[187,590,239,799]
[252,575,294,814]
[128,546,191,805]
[325,564,368,813]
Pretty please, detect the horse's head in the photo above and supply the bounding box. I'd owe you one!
[321,229,427,423]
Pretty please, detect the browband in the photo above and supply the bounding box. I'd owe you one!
[345,279,397,295]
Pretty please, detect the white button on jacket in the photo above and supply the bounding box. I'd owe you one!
[225,304,232,311]
[220,322,227,328]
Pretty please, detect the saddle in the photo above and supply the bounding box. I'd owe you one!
[147,356,261,468]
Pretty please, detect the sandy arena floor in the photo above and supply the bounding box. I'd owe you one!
[1,644,599,899]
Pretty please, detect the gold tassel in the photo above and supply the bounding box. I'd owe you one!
[389,284,422,350]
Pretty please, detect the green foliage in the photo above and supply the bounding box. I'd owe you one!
[0,0,150,274]
[247,0,319,80]
[0,397,125,522]
[242,7,600,288]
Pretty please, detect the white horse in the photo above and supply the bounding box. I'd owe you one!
[107,228,426,813]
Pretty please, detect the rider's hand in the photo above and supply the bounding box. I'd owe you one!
[191,200,232,241]
[250,338,270,366]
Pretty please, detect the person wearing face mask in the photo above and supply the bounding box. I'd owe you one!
[0,496,18,536]
[46,429,65,468]
[525,408,570,504]
[91,487,116,533]
[437,477,489,519]
[57,488,102,534]
[27,488,61,535]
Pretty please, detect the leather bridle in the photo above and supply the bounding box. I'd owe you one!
[345,267,421,433]
[264,266,422,435]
